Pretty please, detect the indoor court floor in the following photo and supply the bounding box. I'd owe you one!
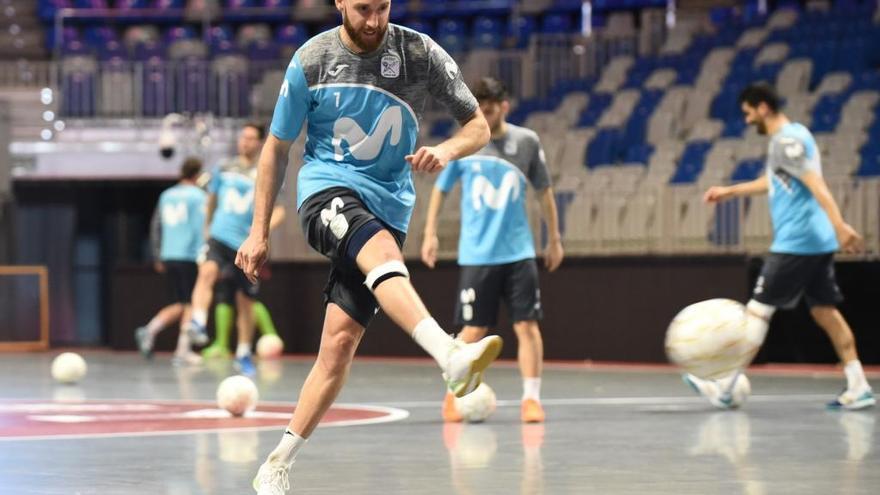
[0,351,877,495]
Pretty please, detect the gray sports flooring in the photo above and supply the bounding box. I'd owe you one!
[0,351,877,494]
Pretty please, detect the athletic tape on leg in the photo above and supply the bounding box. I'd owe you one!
[364,260,409,293]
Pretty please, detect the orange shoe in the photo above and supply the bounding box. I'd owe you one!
[442,391,463,422]
[521,398,545,423]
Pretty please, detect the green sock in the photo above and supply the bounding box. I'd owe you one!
[253,301,278,336]
[212,303,234,349]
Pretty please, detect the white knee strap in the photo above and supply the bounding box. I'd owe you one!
[364,260,409,293]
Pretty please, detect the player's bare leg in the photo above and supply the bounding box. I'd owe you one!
[184,260,219,345]
[253,303,363,493]
[171,303,201,366]
[811,305,875,409]
[234,291,257,376]
[356,230,503,397]
[135,303,184,359]
[513,320,545,422]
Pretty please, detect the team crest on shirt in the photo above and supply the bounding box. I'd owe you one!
[504,139,518,156]
[381,53,401,78]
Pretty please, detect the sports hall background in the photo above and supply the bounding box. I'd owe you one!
[0,0,879,364]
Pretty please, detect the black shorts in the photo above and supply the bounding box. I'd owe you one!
[454,258,543,328]
[299,187,406,328]
[205,238,259,299]
[752,253,843,309]
[164,260,197,304]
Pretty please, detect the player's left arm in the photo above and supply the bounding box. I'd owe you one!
[237,51,308,282]
[800,171,863,253]
[148,206,164,273]
[529,137,563,271]
[408,110,490,173]
[409,36,490,173]
[538,188,564,272]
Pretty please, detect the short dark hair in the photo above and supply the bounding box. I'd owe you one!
[243,122,267,140]
[180,156,203,180]
[738,82,781,112]
[473,77,509,103]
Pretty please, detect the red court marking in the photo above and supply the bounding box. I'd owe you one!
[0,400,406,440]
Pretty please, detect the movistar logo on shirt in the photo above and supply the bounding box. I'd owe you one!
[221,188,254,214]
[332,106,403,162]
[161,201,188,226]
[471,171,521,211]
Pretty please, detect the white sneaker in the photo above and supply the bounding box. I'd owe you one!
[683,373,735,410]
[828,387,876,411]
[443,335,503,398]
[171,351,203,367]
[253,460,291,495]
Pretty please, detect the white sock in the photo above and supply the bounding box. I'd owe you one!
[175,330,191,356]
[745,299,775,348]
[269,430,307,467]
[411,318,455,371]
[522,377,541,401]
[146,316,164,337]
[236,342,251,359]
[844,360,869,391]
[192,309,208,327]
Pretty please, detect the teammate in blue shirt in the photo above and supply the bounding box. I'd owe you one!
[185,123,285,376]
[234,2,505,492]
[696,83,873,410]
[135,158,206,366]
[421,78,564,423]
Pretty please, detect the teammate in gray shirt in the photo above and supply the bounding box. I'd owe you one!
[421,77,564,424]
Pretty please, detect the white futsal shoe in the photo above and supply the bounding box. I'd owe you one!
[253,459,291,495]
[683,373,737,410]
[443,335,503,398]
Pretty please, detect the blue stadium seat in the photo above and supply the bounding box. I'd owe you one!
[472,16,503,49]
[670,141,712,184]
[436,18,467,53]
[405,19,433,38]
[576,93,612,127]
[587,128,621,168]
[507,16,536,49]
[541,14,573,34]
[730,159,764,182]
[275,24,308,48]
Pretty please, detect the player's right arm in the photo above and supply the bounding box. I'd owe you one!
[421,187,446,268]
[421,160,463,268]
[149,205,164,273]
[703,176,768,203]
[237,53,309,283]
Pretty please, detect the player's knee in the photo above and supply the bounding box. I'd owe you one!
[320,329,362,370]
[364,260,409,293]
[513,321,540,341]
[198,262,219,283]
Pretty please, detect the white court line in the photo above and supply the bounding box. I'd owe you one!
[373,394,834,408]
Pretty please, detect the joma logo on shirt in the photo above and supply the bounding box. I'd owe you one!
[332,106,403,162]
[471,171,521,211]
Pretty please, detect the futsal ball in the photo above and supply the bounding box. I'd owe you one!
[665,298,756,380]
[256,334,284,359]
[454,383,497,423]
[51,352,87,384]
[216,375,258,417]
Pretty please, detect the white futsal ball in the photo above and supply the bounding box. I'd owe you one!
[51,352,87,384]
[256,334,284,359]
[665,299,757,380]
[454,383,497,423]
[216,375,259,417]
